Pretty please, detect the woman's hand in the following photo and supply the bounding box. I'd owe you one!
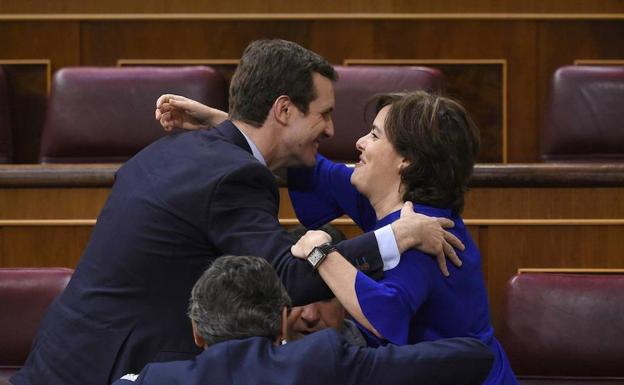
[290,230,332,259]
[155,94,228,131]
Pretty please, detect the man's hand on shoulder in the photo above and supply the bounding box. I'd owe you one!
[390,202,464,276]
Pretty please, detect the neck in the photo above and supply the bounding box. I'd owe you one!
[368,187,404,220]
[232,120,281,171]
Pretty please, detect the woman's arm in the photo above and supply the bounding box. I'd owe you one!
[292,230,430,344]
[291,230,382,337]
[288,155,377,231]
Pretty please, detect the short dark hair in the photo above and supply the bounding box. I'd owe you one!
[371,91,480,214]
[228,39,337,127]
[188,255,292,346]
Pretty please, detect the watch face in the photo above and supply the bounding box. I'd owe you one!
[308,249,323,266]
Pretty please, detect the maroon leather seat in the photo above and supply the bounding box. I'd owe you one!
[321,66,444,162]
[0,268,73,383]
[39,66,227,163]
[0,66,11,163]
[500,272,624,384]
[541,66,624,162]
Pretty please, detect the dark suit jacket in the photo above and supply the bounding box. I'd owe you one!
[111,330,494,385]
[12,121,384,385]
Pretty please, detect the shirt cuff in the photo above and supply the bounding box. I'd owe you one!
[374,225,401,271]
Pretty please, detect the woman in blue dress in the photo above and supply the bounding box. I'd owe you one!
[288,91,517,385]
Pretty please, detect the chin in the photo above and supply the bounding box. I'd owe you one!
[299,154,317,168]
[350,173,361,190]
[350,173,369,196]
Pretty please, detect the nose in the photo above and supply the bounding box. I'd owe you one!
[355,134,367,152]
[300,304,321,326]
[324,118,334,139]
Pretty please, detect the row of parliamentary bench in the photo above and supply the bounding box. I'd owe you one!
[0,64,623,164]
[2,268,624,384]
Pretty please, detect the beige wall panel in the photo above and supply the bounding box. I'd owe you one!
[79,20,314,66]
[4,186,623,221]
[463,187,624,219]
[0,188,111,219]
[0,22,80,68]
[2,0,624,14]
[0,225,93,267]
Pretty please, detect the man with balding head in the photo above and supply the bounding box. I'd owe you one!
[113,255,493,385]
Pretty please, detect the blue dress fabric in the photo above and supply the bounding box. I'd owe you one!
[288,154,518,385]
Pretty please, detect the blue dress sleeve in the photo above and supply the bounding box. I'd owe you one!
[354,250,432,345]
[288,154,377,232]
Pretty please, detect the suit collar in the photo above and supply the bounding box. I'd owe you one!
[215,120,253,155]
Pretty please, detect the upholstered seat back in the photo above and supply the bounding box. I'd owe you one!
[321,66,444,162]
[0,67,11,163]
[500,272,624,382]
[39,66,227,163]
[0,268,73,381]
[541,66,624,162]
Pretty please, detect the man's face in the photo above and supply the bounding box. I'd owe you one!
[281,72,335,167]
[286,298,346,340]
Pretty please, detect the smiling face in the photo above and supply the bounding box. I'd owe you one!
[286,298,345,340]
[350,105,406,206]
[281,73,335,167]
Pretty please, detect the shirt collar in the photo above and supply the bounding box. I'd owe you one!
[235,125,267,167]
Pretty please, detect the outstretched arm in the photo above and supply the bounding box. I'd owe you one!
[155,94,228,131]
[340,336,494,385]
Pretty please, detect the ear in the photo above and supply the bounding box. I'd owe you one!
[274,306,290,346]
[399,157,410,172]
[191,320,206,349]
[272,95,292,126]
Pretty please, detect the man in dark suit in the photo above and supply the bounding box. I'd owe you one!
[112,255,493,385]
[12,39,461,385]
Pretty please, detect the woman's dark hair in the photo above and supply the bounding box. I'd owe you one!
[229,39,337,127]
[370,91,480,214]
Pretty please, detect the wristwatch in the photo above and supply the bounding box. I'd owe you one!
[306,242,337,270]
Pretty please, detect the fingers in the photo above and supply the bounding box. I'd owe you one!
[157,94,185,108]
[168,98,192,111]
[156,94,172,108]
[443,230,465,251]
[443,241,462,267]
[436,217,455,229]
[159,111,180,132]
[436,251,450,277]
[290,244,305,259]
[400,201,414,217]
